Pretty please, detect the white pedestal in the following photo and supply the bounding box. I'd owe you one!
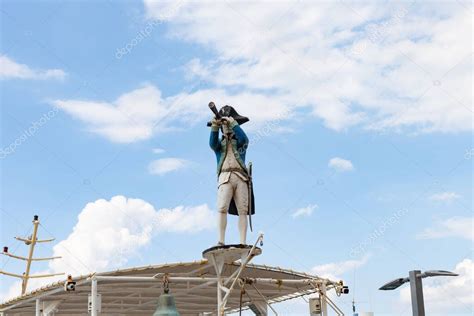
[202,244,262,315]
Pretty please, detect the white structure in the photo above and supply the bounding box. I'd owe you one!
[0,262,345,315]
[1,235,348,315]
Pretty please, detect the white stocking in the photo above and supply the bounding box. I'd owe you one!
[238,215,248,245]
[218,212,227,244]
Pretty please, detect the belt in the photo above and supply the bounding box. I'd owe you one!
[220,167,245,173]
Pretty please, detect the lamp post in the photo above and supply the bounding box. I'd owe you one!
[379,270,458,316]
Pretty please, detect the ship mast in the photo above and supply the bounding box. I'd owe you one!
[1,215,63,295]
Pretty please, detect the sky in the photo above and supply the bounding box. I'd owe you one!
[0,0,472,315]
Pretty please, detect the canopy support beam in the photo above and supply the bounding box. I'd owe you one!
[91,278,98,316]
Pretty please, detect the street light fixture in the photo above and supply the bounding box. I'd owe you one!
[379,269,458,316]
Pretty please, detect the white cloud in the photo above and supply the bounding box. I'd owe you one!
[152,147,165,154]
[148,158,191,175]
[50,196,214,274]
[0,196,215,302]
[311,254,370,280]
[49,3,472,142]
[328,157,354,172]
[417,216,473,241]
[154,204,215,233]
[144,1,472,133]
[144,0,185,20]
[52,84,167,143]
[400,259,474,314]
[53,84,283,143]
[292,204,318,218]
[429,191,461,202]
[0,55,66,80]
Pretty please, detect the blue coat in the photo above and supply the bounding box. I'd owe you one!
[209,120,249,175]
[209,121,255,216]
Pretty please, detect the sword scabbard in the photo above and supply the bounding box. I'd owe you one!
[247,162,253,232]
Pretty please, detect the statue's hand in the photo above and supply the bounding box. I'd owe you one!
[211,118,221,127]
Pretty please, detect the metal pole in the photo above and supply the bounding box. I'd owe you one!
[409,270,425,316]
[35,299,41,316]
[214,255,224,316]
[22,218,40,294]
[218,276,223,316]
[94,275,322,285]
[320,283,328,316]
[91,278,98,316]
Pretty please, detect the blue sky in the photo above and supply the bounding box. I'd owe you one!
[1,1,472,315]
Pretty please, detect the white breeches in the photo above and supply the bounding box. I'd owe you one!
[217,172,249,245]
[217,173,249,215]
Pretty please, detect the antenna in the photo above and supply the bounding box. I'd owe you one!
[351,266,368,315]
[352,268,356,314]
[0,215,64,295]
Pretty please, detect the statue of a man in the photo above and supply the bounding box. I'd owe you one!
[209,104,254,246]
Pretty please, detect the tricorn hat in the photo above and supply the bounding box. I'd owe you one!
[219,105,249,125]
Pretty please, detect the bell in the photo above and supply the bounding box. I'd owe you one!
[153,290,180,316]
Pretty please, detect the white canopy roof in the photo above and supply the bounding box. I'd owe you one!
[0,260,336,315]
